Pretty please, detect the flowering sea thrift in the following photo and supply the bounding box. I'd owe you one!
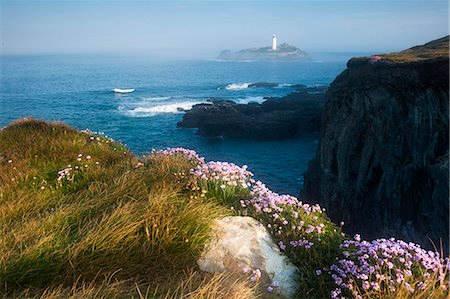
[249,268,262,282]
[155,148,336,255]
[191,161,254,188]
[57,167,72,183]
[81,128,115,143]
[242,180,328,251]
[56,154,99,186]
[155,147,205,164]
[329,235,449,298]
[368,55,382,64]
[153,147,448,299]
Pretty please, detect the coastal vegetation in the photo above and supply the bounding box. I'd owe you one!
[356,36,449,63]
[1,119,448,298]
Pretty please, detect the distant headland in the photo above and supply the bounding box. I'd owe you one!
[217,35,312,61]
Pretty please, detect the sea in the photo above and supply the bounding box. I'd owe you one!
[0,54,353,195]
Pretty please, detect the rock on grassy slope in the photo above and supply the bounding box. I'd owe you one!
[1,119,448,299]
[302,36,449,252]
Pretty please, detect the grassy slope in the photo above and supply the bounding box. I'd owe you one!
[1,119,447,299]
[0,119,253,298]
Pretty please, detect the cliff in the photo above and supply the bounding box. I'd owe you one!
[302,36,449,251]
[177,85,326,139]
[217,43,312,61]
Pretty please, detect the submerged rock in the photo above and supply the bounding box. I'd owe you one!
[197,216,298,297]
[302,36,449,252]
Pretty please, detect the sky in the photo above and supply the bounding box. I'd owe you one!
[1,0,449,58]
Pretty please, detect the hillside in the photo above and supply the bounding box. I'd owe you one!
[1,119,448,299]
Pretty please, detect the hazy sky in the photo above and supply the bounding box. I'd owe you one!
[1,0,448,58]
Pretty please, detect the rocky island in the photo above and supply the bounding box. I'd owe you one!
[177,85,327,139]
[302,36,449,252]
[217,36,311,61]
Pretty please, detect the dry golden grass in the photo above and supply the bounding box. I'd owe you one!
[2,270,258,299]
[167,271,258,299]
[353,36,449,64]
[382,36,449,62]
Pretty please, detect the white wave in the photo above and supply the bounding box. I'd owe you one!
[225,82,251,90]
[126,101,202,117]
[114,88,135,93]
[234,96,266,104]
[142,96,171,101]
[278,83,293,87]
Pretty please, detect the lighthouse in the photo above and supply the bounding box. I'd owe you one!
[272,34,277,50]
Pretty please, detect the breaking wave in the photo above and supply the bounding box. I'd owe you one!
[124,101,203,117]
[141,96,171,101]
[113,88,135,93]
[222,82,293,90]
[225,82,252,90]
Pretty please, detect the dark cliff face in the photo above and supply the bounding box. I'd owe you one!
[302,37,449,251]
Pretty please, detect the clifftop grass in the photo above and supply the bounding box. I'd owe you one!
[352,35,449,64]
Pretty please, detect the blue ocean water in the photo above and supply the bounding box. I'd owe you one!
[0,55,347,195]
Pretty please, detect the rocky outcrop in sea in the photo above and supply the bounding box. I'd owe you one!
[177,85,327,139]
[302,36,449,252]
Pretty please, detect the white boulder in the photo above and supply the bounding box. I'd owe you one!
[197,216,299,297]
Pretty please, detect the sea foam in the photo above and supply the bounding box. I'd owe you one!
[225,82,251,90]
[142,96,171,101]
[223,82,293,90]
[114,88,135,93]
[234,96,266,104]
[126,101,202,117]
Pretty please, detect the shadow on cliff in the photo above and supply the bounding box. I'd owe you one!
[302,36,450,253]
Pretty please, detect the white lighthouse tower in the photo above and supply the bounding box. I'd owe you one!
[272,34,277,50]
